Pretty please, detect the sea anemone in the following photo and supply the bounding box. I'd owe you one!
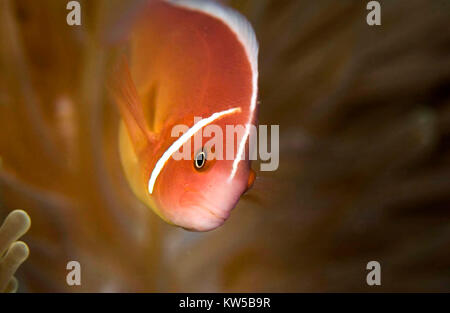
[0,210,30,293]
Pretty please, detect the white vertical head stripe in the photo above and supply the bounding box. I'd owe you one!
[229,70,258,182]
[148,107,241,194]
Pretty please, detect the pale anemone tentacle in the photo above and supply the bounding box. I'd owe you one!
[0,210,31,293]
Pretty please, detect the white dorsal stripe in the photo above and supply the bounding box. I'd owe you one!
[148,107,241,194]
[167,0,259,182]
[167,0,258,76]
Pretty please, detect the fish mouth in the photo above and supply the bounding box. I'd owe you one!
[175,192,236,231]
[182,203,230,232]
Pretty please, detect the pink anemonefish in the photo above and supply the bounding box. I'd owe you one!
[110,0,259,231]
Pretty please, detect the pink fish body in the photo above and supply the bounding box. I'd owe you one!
[112,0,258,231]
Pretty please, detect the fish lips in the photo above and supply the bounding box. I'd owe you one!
[169,188,242,232]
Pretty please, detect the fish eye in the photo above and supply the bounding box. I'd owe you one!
[194,149,207,170]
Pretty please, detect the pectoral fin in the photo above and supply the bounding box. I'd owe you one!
[109,55,155,155]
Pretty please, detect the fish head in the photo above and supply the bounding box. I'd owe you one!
[149,123,254,231]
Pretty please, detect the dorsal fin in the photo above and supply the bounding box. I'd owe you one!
[167,0,259,78]
[109,56,155,155]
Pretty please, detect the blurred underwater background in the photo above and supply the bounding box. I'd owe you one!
[0,0,449,292]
